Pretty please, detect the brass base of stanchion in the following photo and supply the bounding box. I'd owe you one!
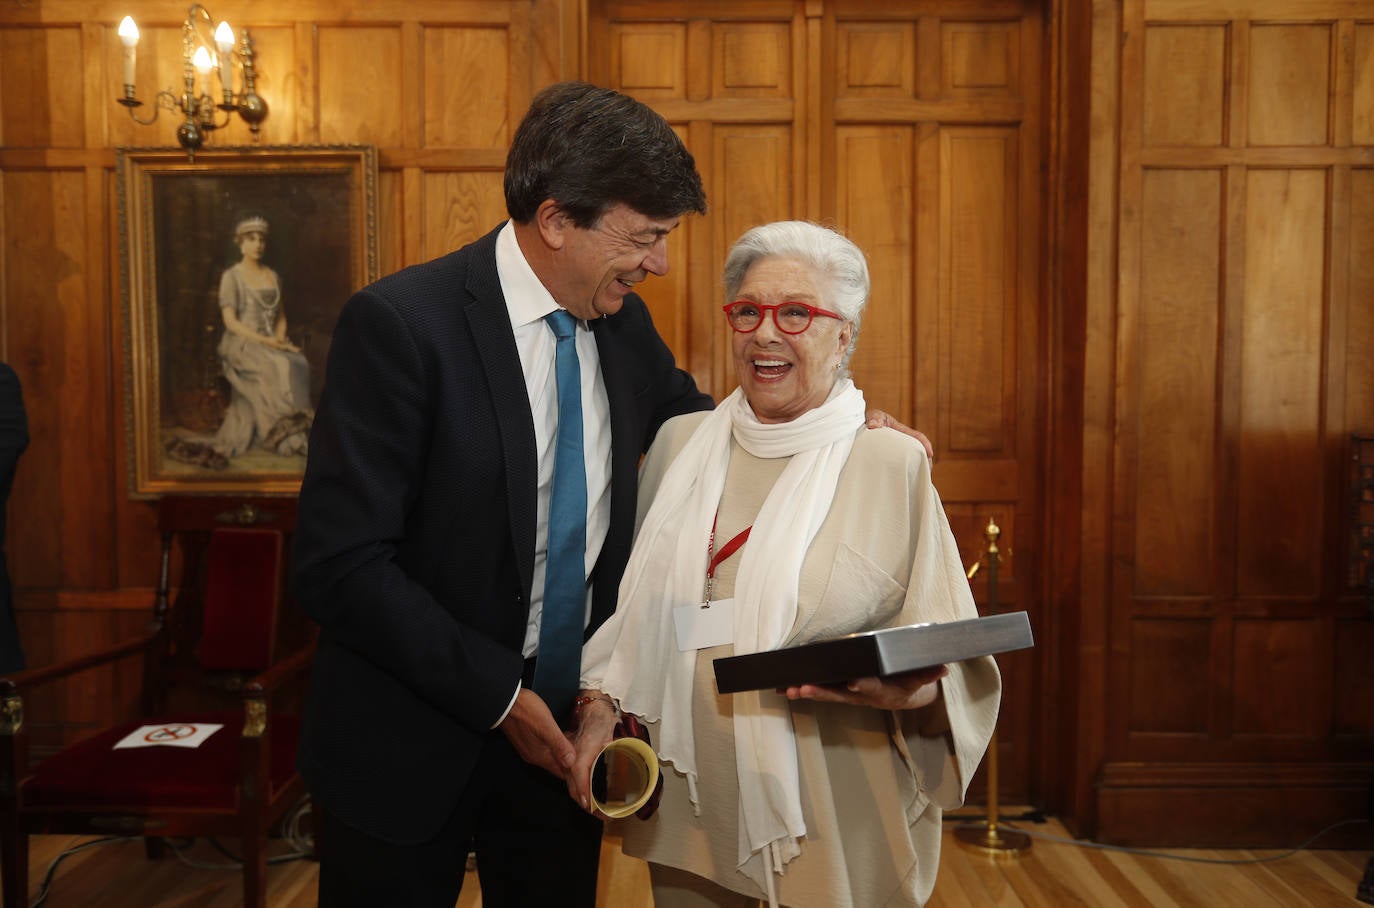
[953,822,1032,859]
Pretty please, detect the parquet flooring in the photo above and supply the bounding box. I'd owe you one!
[7,811,1369,906]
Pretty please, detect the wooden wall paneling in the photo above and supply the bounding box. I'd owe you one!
[1134,168,1220,596]
[1012,7,1044,805]
[1231,617,1326,738]
[1039,0,1092,826]
[1350,169,1374,431]
[293,21,318,143]
[1108,0,1146,764]
[913,118,940,451]
[107,164,164,594]
[5,169,90,590]
[317,26,404,147]
[709,123,794,392]
[1142,24,1226,148]
[1325,162,1351,602]
[0,27,84,149]
[419,171,507,264]
[835,125,913,421]
[1332,617,1374,736]
[1128,617,1211,735]
[711,19,792,100]
[1334,18,1355,150]
[423,26,513,149]
[801,3,823,218]
[1355,24,1374,146]
[1247,23,1332,147]
[633,124,693,371]
[1235,168,1326,598]
[684,120,717,394]
[941,127,1016,456]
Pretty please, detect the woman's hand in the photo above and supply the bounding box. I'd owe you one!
[782,664,948,711]
[260,335,300,352]
[565,690,621,814]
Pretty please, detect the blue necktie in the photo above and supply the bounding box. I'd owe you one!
[531,309,587,718]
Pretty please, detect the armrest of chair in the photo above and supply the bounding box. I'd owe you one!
[0,631,161,696]
[242,641,315,701]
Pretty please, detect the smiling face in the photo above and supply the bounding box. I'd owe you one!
[546,202,679,321]
[731,256,852,424]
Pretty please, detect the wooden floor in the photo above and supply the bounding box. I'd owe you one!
[6,812,1370,907]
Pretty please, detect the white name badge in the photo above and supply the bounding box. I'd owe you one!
[673,598,735,652]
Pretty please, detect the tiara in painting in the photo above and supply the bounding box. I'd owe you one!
[234,216,269,237]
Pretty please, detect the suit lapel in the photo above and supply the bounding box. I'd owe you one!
[464,234,539,603]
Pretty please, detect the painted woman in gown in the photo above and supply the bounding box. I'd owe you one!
[166,214,313,468]
[211,215,312,457]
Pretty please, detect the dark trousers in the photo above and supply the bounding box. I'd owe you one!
[316,732,603,907]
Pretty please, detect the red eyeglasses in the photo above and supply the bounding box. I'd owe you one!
[721,301,843,334]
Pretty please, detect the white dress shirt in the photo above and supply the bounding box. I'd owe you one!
[491,220,613,721]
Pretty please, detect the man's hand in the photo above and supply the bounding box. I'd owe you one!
[498,688,576,778]
[782,664,948,711]
[864,409,934,462]
[565,692,620,813]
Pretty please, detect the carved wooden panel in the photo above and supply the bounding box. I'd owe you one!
[943,20,1018,95]
[1356,25,1374,145]
[942,127,1017,455]
[1143,25,1225,147]
[1231,618,1324,737]
[835,22,916,99]
[1247,24,1330,147]
[1095,0,1374,843]
[610,23,687,99]
[420,171,506,264]
[1128,618,1210,734]
[424,27,512,148]
[1349,170,1374,429]
[837,127,913,422]
[1135,169,1220,597]
[0,27,84,148]
[318,27,405,146]
[1333,618,1374,735]
[1236,169,1325,597]
[713,22,791,98]
[4,170,94,589]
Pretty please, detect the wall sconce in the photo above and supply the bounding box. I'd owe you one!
[115,5,268,159]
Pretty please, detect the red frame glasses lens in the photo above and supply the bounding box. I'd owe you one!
[721,301,843,334]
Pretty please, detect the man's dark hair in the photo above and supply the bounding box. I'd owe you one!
[504,82,707,227]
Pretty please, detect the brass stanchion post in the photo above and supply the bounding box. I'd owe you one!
[954,518,1031,858]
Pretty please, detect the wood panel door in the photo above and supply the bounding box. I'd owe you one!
[588,0,1047,805]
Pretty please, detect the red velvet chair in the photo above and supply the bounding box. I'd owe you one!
[0,496,314,908]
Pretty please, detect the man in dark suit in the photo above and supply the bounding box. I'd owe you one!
[0,362,27,675]
[292,82,714,906]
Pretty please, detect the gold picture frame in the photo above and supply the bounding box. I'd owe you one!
[117,145,378,498]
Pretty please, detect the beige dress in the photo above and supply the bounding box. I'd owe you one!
[616,412,1002,908]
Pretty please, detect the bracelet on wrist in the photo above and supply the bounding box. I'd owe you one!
[573,693,619,722]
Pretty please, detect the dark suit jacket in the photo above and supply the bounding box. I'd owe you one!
[292,224,712,843]
[0,363,27,675]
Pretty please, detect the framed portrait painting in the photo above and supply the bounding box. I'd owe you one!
[118,145,378,497]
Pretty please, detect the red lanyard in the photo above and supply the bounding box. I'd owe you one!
[705,515,751,604]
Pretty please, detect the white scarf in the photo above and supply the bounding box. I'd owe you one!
[580,378,866,888]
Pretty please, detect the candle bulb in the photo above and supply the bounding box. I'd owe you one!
[117,16,139,89]
[214,21,235,102]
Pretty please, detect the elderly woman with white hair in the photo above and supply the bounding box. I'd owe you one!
[568,220,1002,908]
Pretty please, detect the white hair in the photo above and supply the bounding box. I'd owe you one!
[722,221,869,374]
